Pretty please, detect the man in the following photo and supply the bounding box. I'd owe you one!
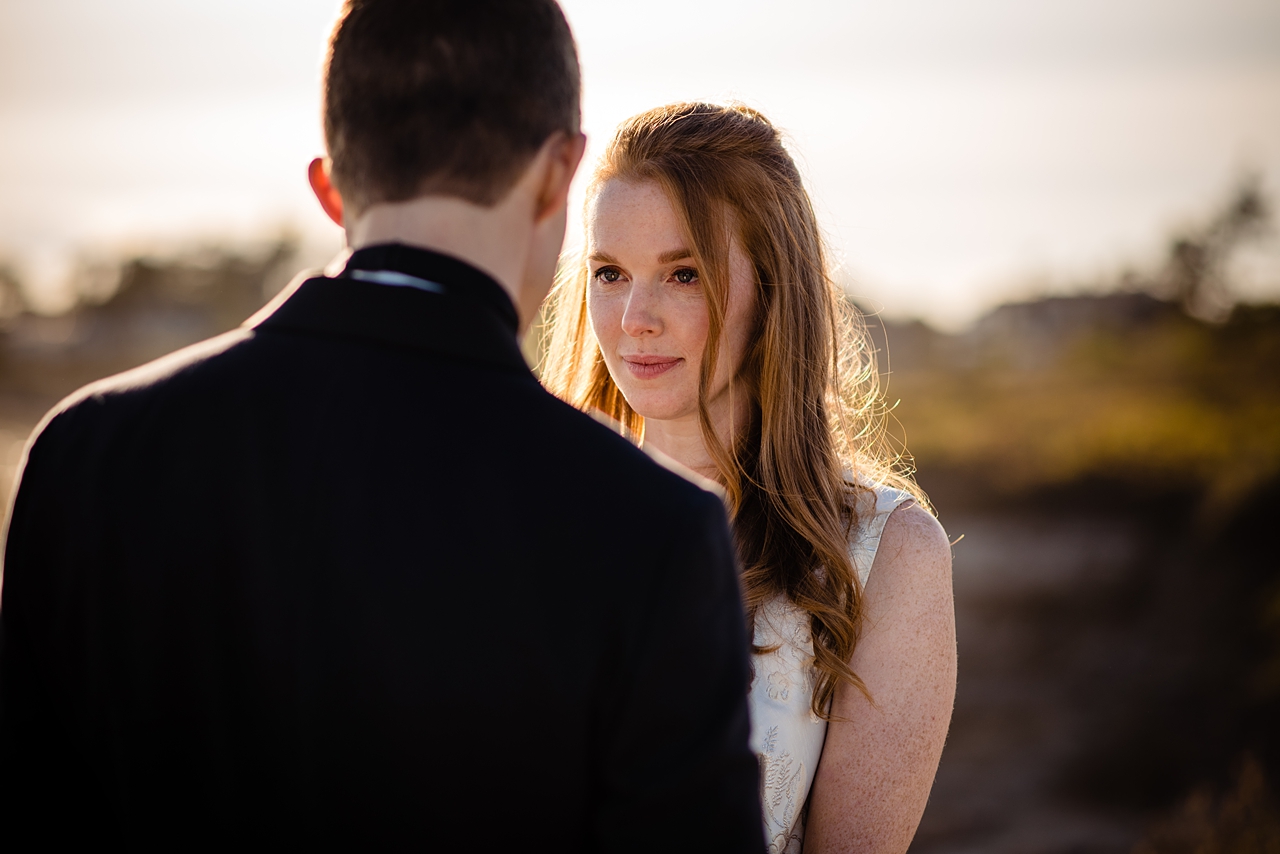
[0,1,764,848]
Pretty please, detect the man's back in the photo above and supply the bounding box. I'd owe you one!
[0,247,761,848]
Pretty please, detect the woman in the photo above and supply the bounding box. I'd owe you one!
[542,103,956,853]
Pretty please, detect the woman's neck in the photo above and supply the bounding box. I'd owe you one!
[641,386,752,482]
[642,415,718,480]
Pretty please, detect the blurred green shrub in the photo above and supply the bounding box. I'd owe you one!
[884,300,1280,522]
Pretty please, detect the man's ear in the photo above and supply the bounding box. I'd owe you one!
[533,132,587,224]
[308,157,345,226]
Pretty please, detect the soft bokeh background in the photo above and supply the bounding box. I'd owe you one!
[1,2,1279,851]
[3,0,1278,321]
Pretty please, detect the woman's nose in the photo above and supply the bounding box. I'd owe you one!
[620,283,663,338]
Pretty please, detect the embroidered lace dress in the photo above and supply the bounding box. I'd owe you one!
[749,484,912,854]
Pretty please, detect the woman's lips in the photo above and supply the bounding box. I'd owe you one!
[623,355,682,379]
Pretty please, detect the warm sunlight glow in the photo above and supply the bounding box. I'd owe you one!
[0,0,1277,324]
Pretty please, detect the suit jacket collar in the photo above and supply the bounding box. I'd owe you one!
[251,243,530,374]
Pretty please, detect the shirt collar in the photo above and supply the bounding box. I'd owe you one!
[250,244,530,375]
[340,243,520,335]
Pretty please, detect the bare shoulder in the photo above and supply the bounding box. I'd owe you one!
[873,500,952,584]
[807,498,956,851]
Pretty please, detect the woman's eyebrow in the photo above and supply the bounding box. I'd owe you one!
[657,248,694,263]
[588,248,694,265]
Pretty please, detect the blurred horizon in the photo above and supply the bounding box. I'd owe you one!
[1,0,1278,326]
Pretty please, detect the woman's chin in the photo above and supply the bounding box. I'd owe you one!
[619,391,696,425]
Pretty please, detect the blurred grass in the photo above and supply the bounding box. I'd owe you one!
[885,303,1280,517]
[875,297,1280,852]
[1134,756,1280,854]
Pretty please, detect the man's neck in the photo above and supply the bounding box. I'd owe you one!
[346,194,532,318]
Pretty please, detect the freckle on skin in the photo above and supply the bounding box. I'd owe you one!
[803,504,956,853]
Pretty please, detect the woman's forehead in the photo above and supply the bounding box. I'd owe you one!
[588,178,672,218]
[586,179,686,249]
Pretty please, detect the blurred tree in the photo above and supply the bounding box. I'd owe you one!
[0,262,26,324]
[0,237,298,399]
[1159,175,1271,320]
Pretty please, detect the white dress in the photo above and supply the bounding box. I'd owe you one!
[750,484,912,854]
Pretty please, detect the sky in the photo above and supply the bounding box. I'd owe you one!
[0,0,1278,326]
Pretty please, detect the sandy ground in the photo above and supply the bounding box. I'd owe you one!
[912,511,1152,852]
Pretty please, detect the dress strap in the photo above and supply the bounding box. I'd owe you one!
[848,485,914,587]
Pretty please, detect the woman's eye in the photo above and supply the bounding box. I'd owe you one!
[672,267,699,285]
[593,267,623,284]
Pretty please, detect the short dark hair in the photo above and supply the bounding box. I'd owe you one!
[323,0,580,211]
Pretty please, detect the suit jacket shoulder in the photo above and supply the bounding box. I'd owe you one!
[0,251,764,852]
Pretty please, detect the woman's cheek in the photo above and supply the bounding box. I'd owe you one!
[587,291,617,350]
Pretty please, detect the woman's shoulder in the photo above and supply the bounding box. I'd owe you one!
[873,500,951,581]
[847,481,944,587]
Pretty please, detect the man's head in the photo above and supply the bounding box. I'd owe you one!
[322,0,581,217]
[308,0,585,332]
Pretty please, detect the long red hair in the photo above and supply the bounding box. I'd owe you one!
[542,102,924,715]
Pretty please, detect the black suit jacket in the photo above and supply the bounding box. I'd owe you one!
[0,244,764,851]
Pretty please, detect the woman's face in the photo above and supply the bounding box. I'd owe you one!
[586,178,756,425]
